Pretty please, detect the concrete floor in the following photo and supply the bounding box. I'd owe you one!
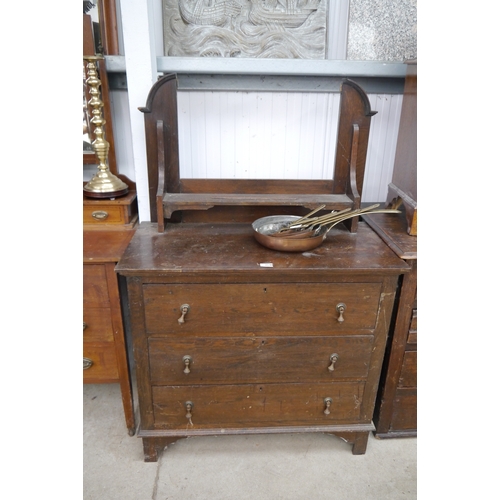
[83,382,417,499]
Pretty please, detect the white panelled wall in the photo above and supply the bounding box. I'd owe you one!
[108,0,404,221]
[177,90,402,202]
[365,93,403,201]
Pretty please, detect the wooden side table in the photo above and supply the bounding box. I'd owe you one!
[363,211,417,438]
[83,192,138,435]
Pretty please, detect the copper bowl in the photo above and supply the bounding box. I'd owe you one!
[252,215,328,252]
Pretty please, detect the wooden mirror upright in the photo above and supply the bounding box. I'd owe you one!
[140,74,377,232]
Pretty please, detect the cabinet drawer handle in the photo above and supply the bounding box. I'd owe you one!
[183,355,192,374]
[185,401,194,419]
[178,304,190,324]
[83,322,87,331]
[91,210,109,220]
[83,357,93,370]
[336,303,346,323]
[323,397,332,415]
[328,353,339,372]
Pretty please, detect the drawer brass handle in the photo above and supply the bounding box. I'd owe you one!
[328,353,339,372]
[185,401,193,419]
[91,210,109,220]
[83,357,93,370]
[336,303,346,323]
[178,304,190,324]
[183,355,192,374]
[323,397,332,415]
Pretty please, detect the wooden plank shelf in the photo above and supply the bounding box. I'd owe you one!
[162,193,353,218]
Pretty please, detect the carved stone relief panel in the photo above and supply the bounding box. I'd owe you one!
[163,0,328,58]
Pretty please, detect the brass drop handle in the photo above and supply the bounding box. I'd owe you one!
[336,303,346,323]
[178,304,190,324]
[323,397,333,415]
[83,357,93,370]
[328,353,339,372]
[185,401,193,419]
[92,210,109,220]
[183,355,192,374]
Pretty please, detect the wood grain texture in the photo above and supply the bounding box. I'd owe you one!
[83,212,137,435]
[116,221,409,278]
[143,282,382,335]
[152,382,366,428]
[118,221,407,458]
[140,75,377,230]
[148,335,374,385]
[364,212,417,438]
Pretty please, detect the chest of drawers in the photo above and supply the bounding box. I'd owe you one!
[363,212,417,437]
[83,194,138,435]
[116,221,409,461]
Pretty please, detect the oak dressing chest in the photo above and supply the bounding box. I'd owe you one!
[115,75,410,460]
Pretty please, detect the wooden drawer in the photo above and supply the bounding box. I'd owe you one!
[83,343,119,381]
[143,283,382,336]
[149,336,373,385]
[398,351,417,388]
[83,264,110,307]
[391,388,417,431]
[83,308,114,342]
[83,203,135,225]
[152,382,365,429]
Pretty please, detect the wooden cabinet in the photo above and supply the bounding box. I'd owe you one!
[83,193,138,435]
[363,212,417,437]
[116,221,409,461]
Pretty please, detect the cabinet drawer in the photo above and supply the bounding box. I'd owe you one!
[149,336,373,385]
[83,343,119,381]
[398,351,417,388]
[392,388,417,431]
[152,382,365,429]
[83,265,110,307]
[83,204,131,225]
[143,283,382,336]
[83,308,114,342]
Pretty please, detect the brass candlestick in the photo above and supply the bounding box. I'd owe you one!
[83,56,128,198]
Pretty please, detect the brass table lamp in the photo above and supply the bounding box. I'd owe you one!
[83,56,128,198]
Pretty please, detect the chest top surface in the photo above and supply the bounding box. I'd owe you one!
[115,221,409,278]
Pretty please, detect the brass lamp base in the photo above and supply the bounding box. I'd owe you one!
[83,171,129,199]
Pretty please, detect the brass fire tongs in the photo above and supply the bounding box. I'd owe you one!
[272,204,401,239]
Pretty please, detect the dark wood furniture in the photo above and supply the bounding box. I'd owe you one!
[115,75,411,460]
[386,60,417,235]
[363,211,417,438]
[83,192,138,435]
[116,221,409,461]
[83,5,136,435]
[139,74,377,233]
